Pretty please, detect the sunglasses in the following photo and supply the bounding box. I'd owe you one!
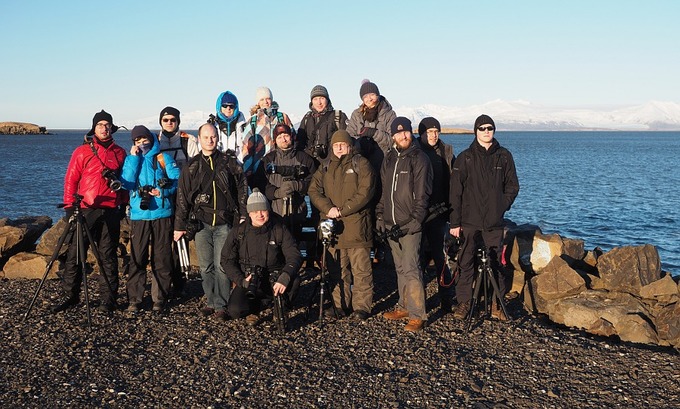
[162,118,177,123]
[477,126,494,132]
[221,103,236,109]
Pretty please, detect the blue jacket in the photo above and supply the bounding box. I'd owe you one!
[121,139,180,221]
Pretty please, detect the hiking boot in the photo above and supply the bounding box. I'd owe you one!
[152,302,166,313]
[404,319,425,332]
[214,309,229,321]
[350,310,369,321]
[245,314,259,326]
[126,302,140,313]
[324,307,346,319]
[453,301,471,320]
[199,306,215,317]
[491,300,508,321]
[383,309,409,321]
[51,296,79,313]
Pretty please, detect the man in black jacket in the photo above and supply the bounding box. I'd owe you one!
[296,85,348,164]
[173,123,248,320]
[221,189,302,324]
[416,117,456,312]
[377,117,433,332]
[449,114,519,321]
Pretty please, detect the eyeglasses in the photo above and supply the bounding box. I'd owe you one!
[221,104,236,109]
[162,118,177,123]
[477,126,494,132]
[95,122,111,128]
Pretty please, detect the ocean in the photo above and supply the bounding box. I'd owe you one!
[1,130,678,274]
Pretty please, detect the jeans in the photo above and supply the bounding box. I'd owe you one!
[194,222,231,311]
[388,232,427,320]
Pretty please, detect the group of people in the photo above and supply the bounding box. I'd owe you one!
[51,80,520,333]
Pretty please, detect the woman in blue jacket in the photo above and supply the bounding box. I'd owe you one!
[121,125,181,312]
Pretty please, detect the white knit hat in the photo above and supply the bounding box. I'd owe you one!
[255,87,273,103]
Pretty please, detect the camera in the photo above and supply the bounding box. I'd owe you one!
[184,213,203,241]
[157,178,171,189]
[265,164,309,180]
[313,144,327,159]
[101,168,122,192]
[319,219,335,242]
[195,193,211,205]
[245,265,265,299]
[138,185,154,210]
[445,235,464,264]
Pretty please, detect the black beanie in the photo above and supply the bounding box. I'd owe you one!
[390,117,412,135]
[417,117,441,136]
[159,106,181,126]
[474,114,496,133]
[130,125,154,142]
[359,80,380,99]
[87,110,119,136]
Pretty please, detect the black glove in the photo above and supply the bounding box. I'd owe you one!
[400,219,422,235]
[359,127,377,138]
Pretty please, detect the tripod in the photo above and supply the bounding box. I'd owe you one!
[465,245,510,332]
[306,235,339,322]
[23,194,118,331]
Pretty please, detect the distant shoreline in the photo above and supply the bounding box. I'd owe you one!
[0,122,49,135]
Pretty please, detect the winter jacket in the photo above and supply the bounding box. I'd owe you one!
[157,130,199,169]
[309,150,376,248]
[417,137,455,213]
[63,138,127,209]
[221,214,302,288]
[296,107,348,161]
[241,109,294,182]
[449,138,519,231]
[376,141,432,234]
[120,138,181,221]
[252,147,317,220]
[216,112,247,160]
[346,97,397,171]
[174,151,248,230]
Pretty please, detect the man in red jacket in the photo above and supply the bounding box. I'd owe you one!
[52,110,128,314]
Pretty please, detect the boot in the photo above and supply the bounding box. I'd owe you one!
[51,295,79,313]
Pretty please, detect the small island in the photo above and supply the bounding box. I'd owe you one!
[0,122,49,135]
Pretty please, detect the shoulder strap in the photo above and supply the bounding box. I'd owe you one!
[250,115,258,135]
[334,110,341,130]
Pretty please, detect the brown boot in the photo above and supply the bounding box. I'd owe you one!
[404,319,425,332]
[453,300,471,320]
[383,309,409,320]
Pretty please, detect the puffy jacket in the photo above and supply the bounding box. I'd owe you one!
[120,138,181,221]
[252,147,317,220]
[346,96,397,172]
[309,150,376,248]
[63,138,127,209]
[174,151,248,230]
[221,214,302,288]
[216,112,247,160]
[449,138,519,231]
[241,109,294,183]
[376,141,433,233]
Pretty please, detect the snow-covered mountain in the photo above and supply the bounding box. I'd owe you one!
[123,100,680,131]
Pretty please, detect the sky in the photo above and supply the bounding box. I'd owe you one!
[2,0,679,129]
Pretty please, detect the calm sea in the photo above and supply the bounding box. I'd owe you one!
[1,130,678,274]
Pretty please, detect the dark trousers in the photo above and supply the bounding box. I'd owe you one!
[421,217,454,306]
[455,228,506,304]
[126,217,174,304]
[227,274,300,319]
[62,208,120,304]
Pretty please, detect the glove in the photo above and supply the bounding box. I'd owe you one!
[275,182,295,198]
[359,127,377,138]
[400,219,422,235]
[375,218,386,234]
[63,206,75,220]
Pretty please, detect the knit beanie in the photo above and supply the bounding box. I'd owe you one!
[390,117,412,136]
[330,130,352,145]
[87,110,119,136]
[247,188,270,213]
[474,114,496,133]
[130,125,154,142]
[359,79,380,99]
[417,117,441,136]
[256,87,273,102]
[273,123,292,138]
[159,106,180,126]
[310,85,330,101]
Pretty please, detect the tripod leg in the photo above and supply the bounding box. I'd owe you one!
[77,216,93,331]
[23,217,74,322]
[485,266,510,320]
[466,267,484,332]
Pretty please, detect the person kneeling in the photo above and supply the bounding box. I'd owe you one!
[221,189,302,325]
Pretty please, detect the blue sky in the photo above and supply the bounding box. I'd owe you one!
[2,0,679,128]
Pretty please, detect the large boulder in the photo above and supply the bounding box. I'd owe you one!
[506,223,541,273]
[0,216,53,267]
[528,233,564,273]
[654,302,680,348]
[639,274,679,304]
[2,252,60,279]
[547,290,658,345]
[529,256,586,313]
[35,217,70,256]
[597,244,661,295]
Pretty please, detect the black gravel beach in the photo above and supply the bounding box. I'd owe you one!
[2,267,678,408]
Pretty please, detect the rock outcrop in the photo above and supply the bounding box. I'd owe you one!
[0,216,52,269]
[0,122,48,135]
